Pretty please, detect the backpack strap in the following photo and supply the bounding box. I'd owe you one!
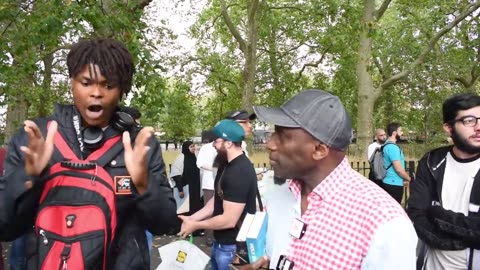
[53,129,79,162]
[86,136,123,167]
[381,142,399,170]
[53,125,124,167]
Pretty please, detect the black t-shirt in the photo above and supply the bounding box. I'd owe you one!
[213,153,257,244]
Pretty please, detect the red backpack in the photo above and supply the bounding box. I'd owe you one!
[35,129,122,270]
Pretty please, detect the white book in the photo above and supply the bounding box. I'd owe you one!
[246,212,267,239]
[236,213,255,242]
[246,212,268,262]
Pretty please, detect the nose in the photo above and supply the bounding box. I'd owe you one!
[90,84,104,98]
[266,135,277,152]
[474,119,480,130]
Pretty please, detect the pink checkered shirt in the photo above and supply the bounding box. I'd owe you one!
[286,158,408,269]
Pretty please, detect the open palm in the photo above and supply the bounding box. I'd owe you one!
[20,120,57,177]
[123,127,154,194]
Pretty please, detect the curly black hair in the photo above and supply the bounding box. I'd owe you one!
[67,38,135,95]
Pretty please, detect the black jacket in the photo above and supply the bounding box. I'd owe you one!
[407,146,480,269]
[0,104,178,269]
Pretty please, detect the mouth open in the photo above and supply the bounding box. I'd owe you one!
[85,105,104,120]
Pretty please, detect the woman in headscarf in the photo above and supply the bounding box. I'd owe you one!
[170,141,202,216]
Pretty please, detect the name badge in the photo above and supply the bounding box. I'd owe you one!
[289,218,307,239]
[114,176,133,195]
[276,255,294,270]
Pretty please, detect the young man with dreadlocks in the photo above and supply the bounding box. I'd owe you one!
[0,38,178,269]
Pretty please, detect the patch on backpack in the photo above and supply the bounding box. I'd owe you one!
[114,176,132,195]
[176,250,187,263]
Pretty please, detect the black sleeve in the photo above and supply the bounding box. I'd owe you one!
[172,175,184,192]
[428,206,480,248]
[0,128,46,241]
[222,163,255,204]
[407,154,467,250]
[134,137,179,235]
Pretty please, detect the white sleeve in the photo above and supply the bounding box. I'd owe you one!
[361,216,418,270]
[367,143,378,160]
[170,154,184,179]
[196,143,215,170]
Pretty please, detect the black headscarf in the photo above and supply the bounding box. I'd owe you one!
[181,141,200,186]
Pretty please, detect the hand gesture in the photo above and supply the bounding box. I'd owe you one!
[123,126,154,194]
[20,120,57,178]
[235,256,270,270]
[177,215,198,238]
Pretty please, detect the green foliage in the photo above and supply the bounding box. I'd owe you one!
[159,80,198,141]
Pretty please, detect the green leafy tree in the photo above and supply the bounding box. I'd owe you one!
[160,80,198,142]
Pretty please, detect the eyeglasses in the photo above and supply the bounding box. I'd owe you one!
[453,116,480,127]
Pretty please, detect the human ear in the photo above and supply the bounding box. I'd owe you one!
[443,123,453,136]
[312,143,329,161]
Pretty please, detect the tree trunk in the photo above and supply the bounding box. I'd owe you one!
[4,92,29,144]
[38,52,54,117]
[355,0,378,158]
[241,0,261,112]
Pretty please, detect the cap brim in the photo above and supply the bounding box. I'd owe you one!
[253,106,300,128]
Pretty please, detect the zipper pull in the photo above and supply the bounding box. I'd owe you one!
[61,260,68,270]
[65,214,76,228]
[39,229,48,245]
[90,163,98,185]
[60,244,71,270]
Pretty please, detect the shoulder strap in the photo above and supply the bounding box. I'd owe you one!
[53,129,79,161]
[217,168,264,212]
[53,128,123,167]
[86,136,122,167]
[381,142,398,170]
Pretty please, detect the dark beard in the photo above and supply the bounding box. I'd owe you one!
[213,150,228,168]
[273,175,287,185]
[451,126,480,155]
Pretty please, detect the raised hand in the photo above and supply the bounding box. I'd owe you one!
[123,126,154,195]
[20,120,57,178]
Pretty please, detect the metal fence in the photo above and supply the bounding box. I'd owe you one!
[167,160,419,178]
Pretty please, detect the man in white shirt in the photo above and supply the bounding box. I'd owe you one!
[367,128,387,160]
[196,134,218,245]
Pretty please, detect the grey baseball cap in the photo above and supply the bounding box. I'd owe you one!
[253,89,353,151]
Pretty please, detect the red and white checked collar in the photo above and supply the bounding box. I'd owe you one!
[286,158,407,269]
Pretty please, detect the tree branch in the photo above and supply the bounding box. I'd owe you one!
[373,57,387,81]
[454,76,470,88]
[133,0,153,12]
[267,5,304,13]
[381,2,480,89]
[219,0,246,53]
[295,48,330,81]
[374,0,392,20]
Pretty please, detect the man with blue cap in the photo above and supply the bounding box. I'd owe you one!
[178,119,258,270]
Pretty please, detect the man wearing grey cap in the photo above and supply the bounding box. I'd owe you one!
[243,89,417,270]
